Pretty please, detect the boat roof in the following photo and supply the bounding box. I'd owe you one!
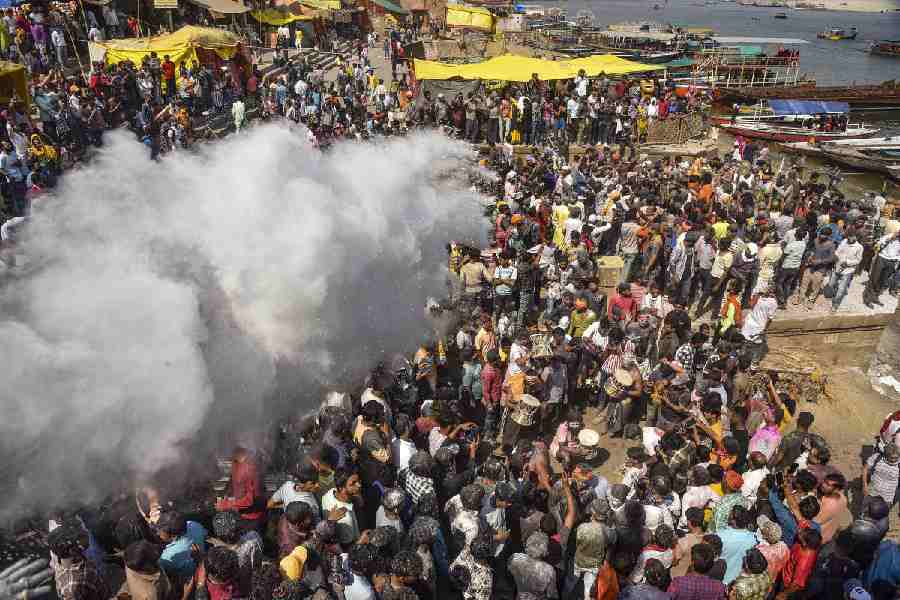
[769,99,850,115]
[662,57,696,68]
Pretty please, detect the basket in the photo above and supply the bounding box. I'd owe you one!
[595,255,624,288]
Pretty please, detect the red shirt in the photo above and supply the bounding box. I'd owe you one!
[219,459,264,521]
[782,543,817,589]
[162,60,176,80]
[607,294,636,322]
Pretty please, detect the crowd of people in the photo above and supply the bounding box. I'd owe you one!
[14,135,900,600]
[2,7,900,600]
[263,58,708,149]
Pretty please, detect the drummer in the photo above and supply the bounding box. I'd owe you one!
[549,408,584,463]
[505,332,532,401]
[501,392,542,450]
[603,367,634,438]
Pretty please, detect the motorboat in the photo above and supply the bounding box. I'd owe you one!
[717,99,878,142]
[774,12,788,18]
[817,27,858,40]
[870,40,900,57]
[723,122,878,142]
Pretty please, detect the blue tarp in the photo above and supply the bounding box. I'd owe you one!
[768,99,850,116]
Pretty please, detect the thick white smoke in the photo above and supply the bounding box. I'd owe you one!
[0,126,483,516]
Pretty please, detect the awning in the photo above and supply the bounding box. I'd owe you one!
[413,53,660,82]
[251,9,316,24]
[186,0,250,13]
[96,26,242,70]
[300,0,340,10]
[446,3,493,30]
[768,99,850,116]
[371,0,409,14]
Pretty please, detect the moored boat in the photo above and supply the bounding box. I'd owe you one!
[715,83,900,109]
[778,140,900,180]
[774,12,787,18]
[870,40,900,57]
[719,98,878,142]
[722,122,878,142]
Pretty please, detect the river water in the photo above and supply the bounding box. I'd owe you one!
[533,0,900,191]
[541,0,900,85]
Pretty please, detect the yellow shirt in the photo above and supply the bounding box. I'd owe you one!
[280,546,308,581]
[552,204,570,249]
[712,221,730,240]
[704,483,725,525]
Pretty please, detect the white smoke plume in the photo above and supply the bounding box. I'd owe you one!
[0,126,483,516]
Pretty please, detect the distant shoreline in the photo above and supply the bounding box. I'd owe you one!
[792,0,899,13]
[734,0,900,13]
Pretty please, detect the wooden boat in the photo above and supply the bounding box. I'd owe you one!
[870,40,900,57]
[722,122,878,142]
[778,140,900,180]
[716,83,900,109]
[774,12,788,18]
[806,136,900,149]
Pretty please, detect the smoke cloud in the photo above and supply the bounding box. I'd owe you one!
[0,126,483,516]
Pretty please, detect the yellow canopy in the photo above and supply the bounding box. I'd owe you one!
[97,25,241,70]
[251,9,317,24]
[446,3,493,31]
[413,53,660,81]
[300,0,339,10]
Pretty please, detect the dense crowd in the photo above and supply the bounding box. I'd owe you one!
[3,8,900,600]
[6,99,900,600]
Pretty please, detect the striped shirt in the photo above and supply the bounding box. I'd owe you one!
[866,452,900,504]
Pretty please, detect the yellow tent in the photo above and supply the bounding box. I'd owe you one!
[445,4,493,31]
[300,0,340,10]
[251,9,317,25]
[96,26,242,71]
[0,61,28,106]
[413,53,660,82]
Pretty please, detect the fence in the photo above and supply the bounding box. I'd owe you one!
[646,112,707,144]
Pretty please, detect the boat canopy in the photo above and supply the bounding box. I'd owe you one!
[768,99,850,115]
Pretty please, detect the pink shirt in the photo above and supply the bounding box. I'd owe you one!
[756,541,789,580]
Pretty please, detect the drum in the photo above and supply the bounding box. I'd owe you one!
[511,393,541,427]
[578,428,601,462]
[604,368,634,400]
[530,333,553,359]
[578,428,600,447]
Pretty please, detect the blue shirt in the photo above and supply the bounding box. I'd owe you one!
[769,490,821,547]
[717,527,758,584]
[160,520,207,577]
[865,540,900,591]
